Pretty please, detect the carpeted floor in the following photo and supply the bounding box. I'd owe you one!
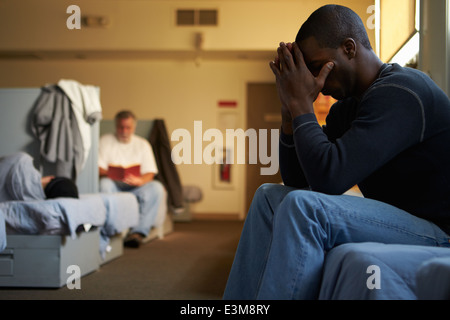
[0,220,244,300]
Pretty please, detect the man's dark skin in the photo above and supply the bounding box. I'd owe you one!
[269,38,384,135]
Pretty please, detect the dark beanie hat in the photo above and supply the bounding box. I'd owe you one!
[44,177,79,199]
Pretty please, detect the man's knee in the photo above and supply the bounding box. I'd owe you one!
[247,183,295,220]
[278,190,330,222]
[133,180,166,201]
[146,180,165,197]
[254,183,283,199]
[99,177,116,193]
[253,183,296,204]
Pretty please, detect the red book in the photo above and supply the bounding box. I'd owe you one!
[107,164,141,180]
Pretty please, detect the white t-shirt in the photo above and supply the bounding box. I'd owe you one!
[98,133,158,175]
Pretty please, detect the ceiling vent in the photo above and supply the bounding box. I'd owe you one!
[176,9,218,26]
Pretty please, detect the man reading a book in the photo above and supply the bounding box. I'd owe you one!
[98,110,165,248]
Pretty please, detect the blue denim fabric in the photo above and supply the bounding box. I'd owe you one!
[223,183,450,300]
[99,177,165,236]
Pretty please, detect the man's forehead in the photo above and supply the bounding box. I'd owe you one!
[117,117,135,122]
[298,36,337,64]
[298,36,321,51]
[297,36,321,62]
[116,117,136,126]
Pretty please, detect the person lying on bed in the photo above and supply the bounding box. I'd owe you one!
[223,4,450,300]
[0,152,78,202]
[41,176,79,199]
[98,110,165,248]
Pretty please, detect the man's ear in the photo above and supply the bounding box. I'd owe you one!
[342,38,357,59]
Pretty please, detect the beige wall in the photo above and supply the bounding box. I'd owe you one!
[380,0,417,62]
[0,0,375,219]
[0,0,375,52]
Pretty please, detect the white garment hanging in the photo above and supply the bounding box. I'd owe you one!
[57,79,103,168]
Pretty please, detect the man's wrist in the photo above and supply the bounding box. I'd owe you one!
[281,107,293,135]
[282,121,293,135]
[289,101,314,119]
[281,112,293,135]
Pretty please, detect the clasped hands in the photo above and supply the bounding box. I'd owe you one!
[123,172,155,187]
[269,42,334,120]
[122,174,144,187]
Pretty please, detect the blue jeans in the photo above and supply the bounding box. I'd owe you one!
[223,184,450,300]
[99,177,166,236]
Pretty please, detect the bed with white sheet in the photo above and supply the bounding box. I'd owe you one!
[1,191,139,257]
[0,195,124,288]
[0,193,139,287]
[0,189,139,287]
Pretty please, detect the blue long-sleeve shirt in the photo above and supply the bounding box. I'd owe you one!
[279,63,450,234]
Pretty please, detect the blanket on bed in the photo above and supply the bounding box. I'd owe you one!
[0,212,5,252]
[0,193,139,258]
[96,193,139,257]
[0,152,46,202]
[0,152,140,258]
[1,196,106,238]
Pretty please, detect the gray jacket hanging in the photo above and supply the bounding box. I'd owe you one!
[31,84,84,180]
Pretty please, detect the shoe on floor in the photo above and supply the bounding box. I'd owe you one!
[124,233,144,248]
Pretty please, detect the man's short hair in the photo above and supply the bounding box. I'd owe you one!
[295,5,372,50]
[44,177,79,199]
[115,110,136,122]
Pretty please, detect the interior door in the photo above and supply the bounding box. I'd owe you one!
[245,83,282,214]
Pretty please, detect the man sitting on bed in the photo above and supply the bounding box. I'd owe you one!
[223,4,450,300]
[98,110,165,248]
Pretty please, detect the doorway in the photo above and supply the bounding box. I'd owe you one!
[245,83,283,214]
